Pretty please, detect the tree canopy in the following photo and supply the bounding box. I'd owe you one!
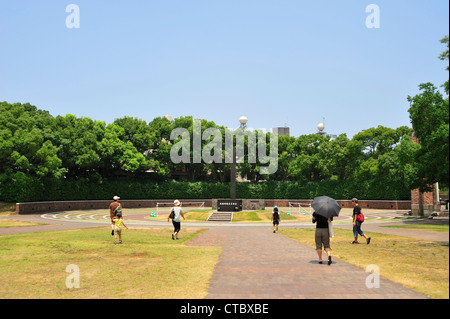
[405,35,449,191]
[0,101,415,189]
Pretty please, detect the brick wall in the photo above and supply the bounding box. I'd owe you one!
[411,188,436,216]
[17,198,410,214]
[265,199,411,210]
[411,189,434,205]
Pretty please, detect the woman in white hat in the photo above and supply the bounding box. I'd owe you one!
[168,199,185,240]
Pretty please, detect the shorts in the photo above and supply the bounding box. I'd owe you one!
[273,219,279,225]
[114,229,122,236]
[353,221,365,237]
[315,228,331,250]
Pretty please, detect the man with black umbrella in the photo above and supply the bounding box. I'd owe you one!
[311,195,341,265]
[312,212,333,265]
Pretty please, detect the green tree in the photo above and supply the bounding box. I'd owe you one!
[0,102,63,178]
[287,134,328,181]
[403,35,449,192]
[145,116,175,178]
[267,134,296,181]
[326,134,352,180]
[396,135,421,190]
[439,35,449,71]
[407,83,449,190]
[50,114,104,180]
[114,116,155,153]
[97,123,149,177]
[351,126,412,181]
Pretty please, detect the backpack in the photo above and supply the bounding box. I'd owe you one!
[357,209,364,223]
[273,211,279,220]
[114,204,122,216]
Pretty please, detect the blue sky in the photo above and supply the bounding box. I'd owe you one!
[0,0,448,138]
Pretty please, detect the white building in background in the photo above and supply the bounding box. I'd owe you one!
[272,127,290,136]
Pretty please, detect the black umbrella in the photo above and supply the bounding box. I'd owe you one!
[311,196,341,219]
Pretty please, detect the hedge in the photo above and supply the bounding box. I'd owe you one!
[0,173,411,203]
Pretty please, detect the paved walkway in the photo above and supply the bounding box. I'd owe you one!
[187,227,429,299]
[0,214,102,235]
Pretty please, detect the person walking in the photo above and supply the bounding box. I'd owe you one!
[112,213,128,244]
[351,198,371,244]
[167,200,185,240]
[272,206,281,233]
[109,195,123,236]
[312,211,333,265]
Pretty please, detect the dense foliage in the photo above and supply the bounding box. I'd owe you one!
[405,36,449,191]
[0,101,416,202]
[1,176,411,203]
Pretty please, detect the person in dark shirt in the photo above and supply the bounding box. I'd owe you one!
[312,212,333,265]
[272,206,280,233]
[352,198,371,244]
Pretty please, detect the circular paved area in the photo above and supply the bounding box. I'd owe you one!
[38,208,421,226]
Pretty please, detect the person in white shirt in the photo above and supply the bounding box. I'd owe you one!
[167,199,185,240]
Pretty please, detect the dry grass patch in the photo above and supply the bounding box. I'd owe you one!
[0,219,50,228]
[231,210,311,223]
[0,227,220,299]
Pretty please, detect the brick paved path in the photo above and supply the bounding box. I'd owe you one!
[187,226,428,299]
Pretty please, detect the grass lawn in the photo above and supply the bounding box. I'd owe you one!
[0,227,220,299]
[144,208,213,222]
[0,219,51,228]
[280,228,449,299]
[183,209,213,221]
[382,224,449,232]
[232,210,311,223]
